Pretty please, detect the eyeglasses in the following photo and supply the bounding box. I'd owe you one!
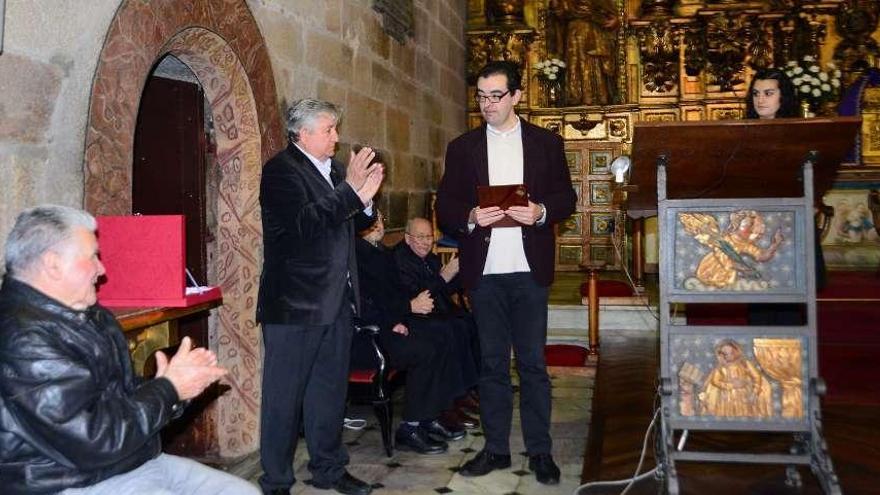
[405,232,434,242]
[474,90,511,104]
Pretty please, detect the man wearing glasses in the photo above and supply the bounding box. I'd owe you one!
[435,61,577,485]
[393,218,481,429]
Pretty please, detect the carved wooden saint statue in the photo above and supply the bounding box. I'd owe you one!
[547,0,620,105]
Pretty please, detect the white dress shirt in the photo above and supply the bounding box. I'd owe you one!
[294,143,372,214]
[483,118,531,275]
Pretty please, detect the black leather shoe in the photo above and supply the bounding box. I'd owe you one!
[312,471,372,495]
[395,424,448,454]
[441,409,479,430]
[454,394,480,414]
[459,449,512,477]
[423,418,466,441]
[454,408,480,429]
[529,453,561,485]
[262,490,289,495]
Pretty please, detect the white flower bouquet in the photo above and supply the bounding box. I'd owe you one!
[534,58,566,83]
[783,56,842,106]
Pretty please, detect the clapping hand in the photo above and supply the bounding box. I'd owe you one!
[440,254,459,282]
[346,146,384,204]
[154,336,227,401]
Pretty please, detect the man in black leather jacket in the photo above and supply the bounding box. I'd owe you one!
[0,205,258,494]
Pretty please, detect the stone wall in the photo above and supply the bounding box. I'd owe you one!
[0,0,467,262]
[249,0,468,230]
[0,0,120,264]
[0,0,467,457]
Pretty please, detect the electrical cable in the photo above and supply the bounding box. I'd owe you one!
[610,227,660,321]
[572,215,665,493]
[573,407,661,495]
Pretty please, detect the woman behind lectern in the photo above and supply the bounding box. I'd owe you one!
[744,68,827,325]
[745,67,799,119]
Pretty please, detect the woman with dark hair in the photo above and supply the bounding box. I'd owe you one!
[745,67,800,119]
[744,68,826,326]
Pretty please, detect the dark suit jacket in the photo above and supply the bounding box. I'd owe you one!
[392,242,459,316]
[257,144,375,326]
[355,238,411,333]
[435,120,577,289]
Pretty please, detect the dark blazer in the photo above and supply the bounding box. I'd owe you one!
[436,120,577,288]
[392,242,459,316]
[355,238,411,333]
[257,144,375,326]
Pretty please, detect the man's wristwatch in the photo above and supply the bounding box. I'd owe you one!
[537,203,547,223]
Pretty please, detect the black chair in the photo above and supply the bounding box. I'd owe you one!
[348,323,399,457]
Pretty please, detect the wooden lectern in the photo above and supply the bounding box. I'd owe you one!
[629,117,860,495]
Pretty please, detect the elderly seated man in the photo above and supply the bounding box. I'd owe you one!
[351,212,466,454]
[393,217,481,421]
[0,205,259,495]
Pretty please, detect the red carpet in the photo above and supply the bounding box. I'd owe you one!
[684,271,880,405]
[545,344,589,367]
[817,270,880,300]
[818,297,880,405]
[544,280,636,367]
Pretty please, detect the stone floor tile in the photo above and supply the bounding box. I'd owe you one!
[248,362,596,493]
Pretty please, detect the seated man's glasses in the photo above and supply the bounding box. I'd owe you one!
[405,232,434,242]
[474,90,511,104]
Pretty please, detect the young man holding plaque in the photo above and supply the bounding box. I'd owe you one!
[435,61,577,484]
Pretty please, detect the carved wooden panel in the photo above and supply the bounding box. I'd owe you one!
[672,208,803,293]
[672,336,807,422]
[556,139,625,270]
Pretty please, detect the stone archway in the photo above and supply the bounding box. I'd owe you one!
[83,0,283,457]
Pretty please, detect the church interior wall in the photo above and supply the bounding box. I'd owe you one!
[249,0,469,232]
[0,0,468,459]
[0,0,120,262]
[467,0,880,271]
[1,0,468,260]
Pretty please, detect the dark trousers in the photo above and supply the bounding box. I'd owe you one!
[411,314,479,398]
[469,272,552,456]
[351,324,456,422]
[259,308,352,491]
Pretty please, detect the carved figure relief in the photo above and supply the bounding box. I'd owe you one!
[820,190,880,269]
[678,210,786,290]
[547,0,620,105]
[826,192,879,244]
[640,20,678,94]
[676,337,805,420]
[833,2,880,82]
[699,340,773,418]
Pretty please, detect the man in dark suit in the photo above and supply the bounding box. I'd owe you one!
[352,213,465,455]
[436,61,577,485]
[393,217,481,422]
[257,98,383,495]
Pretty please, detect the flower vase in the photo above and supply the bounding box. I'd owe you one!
[799,101,815,119]
[545,80,564,107]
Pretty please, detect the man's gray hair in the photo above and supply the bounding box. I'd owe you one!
[4,205,97,277]
[286,98,341,144]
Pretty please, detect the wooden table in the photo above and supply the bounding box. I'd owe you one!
[113,299,222,376]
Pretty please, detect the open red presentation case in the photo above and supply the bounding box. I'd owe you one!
[95,215,222,308]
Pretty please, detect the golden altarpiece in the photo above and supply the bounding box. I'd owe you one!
[465,0,880,273]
